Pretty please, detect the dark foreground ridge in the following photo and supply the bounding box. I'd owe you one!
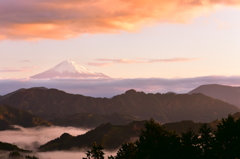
[39,121,145,151]
[82,115,240,159]
[39,116,227,152]
[39,114,240,159]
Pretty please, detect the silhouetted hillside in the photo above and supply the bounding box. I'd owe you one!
[50,113,140,128]
[0,141,30,152]
[0,88,238,123]
[39,118,224,151]
[164,120,207,134]
[39,121,145,151]
[0,105,52,130]
[189,84,240,107]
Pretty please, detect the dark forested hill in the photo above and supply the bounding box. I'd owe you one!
[39,121,145,151]
[0,141,30,152]
[0,105,52,130]
[49,113,140,128]
[189,84,240,108]
[39,118,221,151]
[0,88,238,123]
[163,120,207,134]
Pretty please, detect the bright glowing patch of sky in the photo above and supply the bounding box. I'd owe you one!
[0,2,240,79]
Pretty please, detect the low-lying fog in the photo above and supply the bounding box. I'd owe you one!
[0,126,116,159]
[39,151,116,159]
[0,125,89,150]
[0,151,116,159]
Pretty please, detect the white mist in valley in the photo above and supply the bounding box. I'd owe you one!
[0,150,117,159]
[39,151,117,159]
[0,125,89,150]
[0,126,117,159]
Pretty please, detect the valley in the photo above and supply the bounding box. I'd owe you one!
[0,84,240,158]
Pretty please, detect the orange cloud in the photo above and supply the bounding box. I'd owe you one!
[88,58,199,66]
[0,0,240,40]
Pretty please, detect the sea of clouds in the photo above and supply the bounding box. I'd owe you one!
[0,126,117,159]
[0,125,89,151]
[1,76,240,97]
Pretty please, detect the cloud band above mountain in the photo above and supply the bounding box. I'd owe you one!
[88,58,199,66]
[1,76,240,97]
[0,0,239,40]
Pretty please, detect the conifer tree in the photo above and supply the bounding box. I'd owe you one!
[198,123,214,158]
[181,128,201,159]
[213,115,240,159]
[115,142,137,159]
[135,119,181,159]
[84,142,105,159]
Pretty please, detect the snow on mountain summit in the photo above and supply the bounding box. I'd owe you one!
[51,60,95,74]
[30,60,110,79]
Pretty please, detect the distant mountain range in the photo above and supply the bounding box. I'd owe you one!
[30,60,109,79]
[0,87,238,124]
[0,105,52,130]
[189,84,240,108]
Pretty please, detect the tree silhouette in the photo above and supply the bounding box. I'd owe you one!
[135,118,182,159]
[213,115,240,159]
[115,142,137,159]
[181,128,201,159]
[84,142,105,159]
[25,155,39,159]
[82,116,240,159]
[198,123,214,159]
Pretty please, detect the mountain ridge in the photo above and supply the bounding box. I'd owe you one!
[189,84,240,107]
[0,87,238,123]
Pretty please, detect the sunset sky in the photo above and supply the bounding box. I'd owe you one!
[1,0,240,79]
[0,0,240,96]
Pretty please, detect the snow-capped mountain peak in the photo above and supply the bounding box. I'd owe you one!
[51,60,95,74]
[30,60,110,79]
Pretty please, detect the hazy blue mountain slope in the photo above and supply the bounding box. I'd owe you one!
[189,84,240,107]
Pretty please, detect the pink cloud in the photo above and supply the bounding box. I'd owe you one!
[0,0,240,40]
[87,62,113,67]
[89,58,199,66]
[96,58,146,64]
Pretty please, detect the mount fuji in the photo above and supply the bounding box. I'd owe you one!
[30,60,110,79]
